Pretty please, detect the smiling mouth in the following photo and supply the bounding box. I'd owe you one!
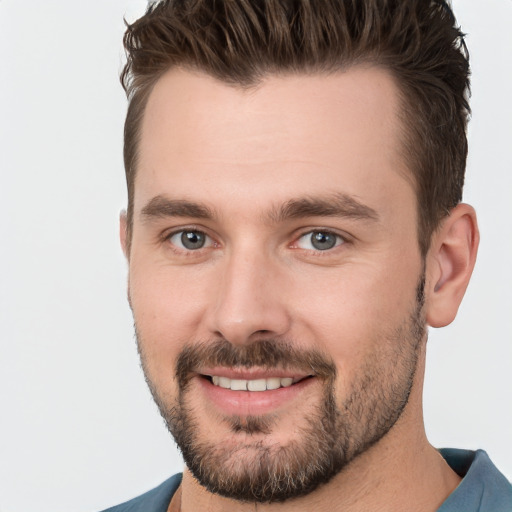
[203,375,313,391]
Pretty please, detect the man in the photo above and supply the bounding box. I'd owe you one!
[103,0,511,510]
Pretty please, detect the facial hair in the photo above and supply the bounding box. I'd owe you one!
[137,276,426,503]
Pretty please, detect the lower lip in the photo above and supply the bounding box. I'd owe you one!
[197,376,317,416]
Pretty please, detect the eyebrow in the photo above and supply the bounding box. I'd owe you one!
[266,193,380,224]
[139,193,379,225]
[140,196,215,221]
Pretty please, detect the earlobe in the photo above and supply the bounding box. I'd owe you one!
[426,204,479,328]
[120,210,129,259]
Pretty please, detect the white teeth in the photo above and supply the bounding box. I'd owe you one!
[247,379,267,391]
[210,376,300,391]
[218,376,231,389]
[230,379,248,391]
[266,377,281,390]
[280,378,293,387]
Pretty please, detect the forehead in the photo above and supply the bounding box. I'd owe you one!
[136,67,413,218]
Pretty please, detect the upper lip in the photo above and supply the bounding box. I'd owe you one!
[199,367,314,380]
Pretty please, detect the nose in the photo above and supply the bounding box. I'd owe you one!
[205,248,292,346]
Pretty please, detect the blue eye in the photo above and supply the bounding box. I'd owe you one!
[169,230,212,250]
[296,231,344,251]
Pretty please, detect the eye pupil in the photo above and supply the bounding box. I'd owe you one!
[311,231,337,250]
[181,231,205,249]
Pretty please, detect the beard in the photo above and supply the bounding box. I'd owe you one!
[136,275,426,503]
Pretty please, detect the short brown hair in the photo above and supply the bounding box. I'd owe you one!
[121,0,470,256]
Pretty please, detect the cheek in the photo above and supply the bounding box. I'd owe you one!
[292,256,421,365]
[128,263,211,375]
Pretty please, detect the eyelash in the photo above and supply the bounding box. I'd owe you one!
[162,227,216,256]
[291,229,347,253]
[162,227,349,255]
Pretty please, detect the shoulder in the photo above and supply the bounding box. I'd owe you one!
[99,473,182,512]
[439,449,512,512]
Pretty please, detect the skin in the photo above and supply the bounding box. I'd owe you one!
[121,67,479,511]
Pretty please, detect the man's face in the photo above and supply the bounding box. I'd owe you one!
[126,67,427,502]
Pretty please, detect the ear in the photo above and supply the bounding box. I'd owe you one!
[120,210,129,260]
[426,203,479,328]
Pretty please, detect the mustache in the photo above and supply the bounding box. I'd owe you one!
[175,338,337,385]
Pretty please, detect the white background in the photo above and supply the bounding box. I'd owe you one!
[0,1,511,511]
